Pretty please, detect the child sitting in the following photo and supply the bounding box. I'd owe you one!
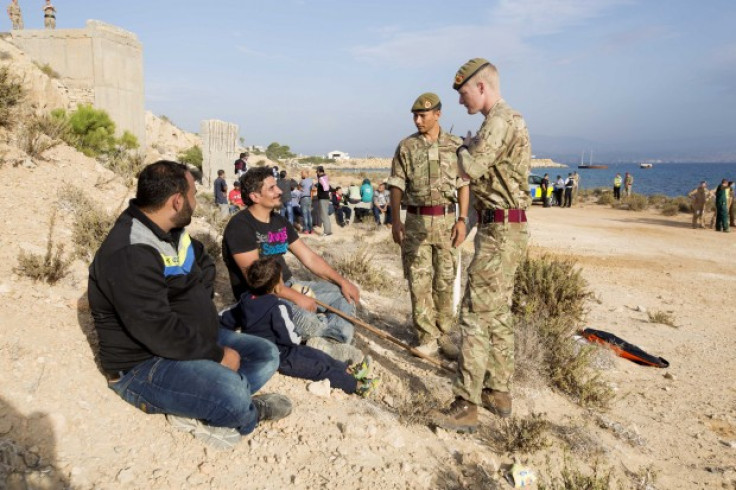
[220,257,379,397]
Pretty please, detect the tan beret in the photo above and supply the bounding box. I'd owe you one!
[453,57,491,90]
[411,92,441,113]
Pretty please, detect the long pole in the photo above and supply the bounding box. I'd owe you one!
[315,300,454,373]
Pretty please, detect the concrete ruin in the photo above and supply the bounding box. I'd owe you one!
[9,20,145,147]
[200,120,239,187]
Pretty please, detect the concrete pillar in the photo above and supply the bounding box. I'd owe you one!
[200,119,239,187]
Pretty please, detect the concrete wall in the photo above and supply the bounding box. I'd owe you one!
[201,120,239,187]
[9,20,145,148]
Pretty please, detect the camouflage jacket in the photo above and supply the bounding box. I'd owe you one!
[7,3,20,16]
[460,99,531,210]
[387,128,466,206]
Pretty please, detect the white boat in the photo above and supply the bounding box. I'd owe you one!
[639,163,653,169]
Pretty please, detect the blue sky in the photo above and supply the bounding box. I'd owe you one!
[19,1,736,161]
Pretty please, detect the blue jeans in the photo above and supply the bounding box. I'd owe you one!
[280,204,294,224]
[109,329,279,435]
[285,280,355,344]
[300,198,313,232]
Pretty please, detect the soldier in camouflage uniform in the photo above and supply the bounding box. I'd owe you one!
[42,0,56,29]
[6,0,23,30]
[432,58,531,433]
[387,93,469,361]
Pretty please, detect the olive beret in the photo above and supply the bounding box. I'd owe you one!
[453,57,491,90]
[411,92,441,113]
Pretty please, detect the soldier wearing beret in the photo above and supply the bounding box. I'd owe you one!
[433,58,532,433]
[6,0,23,30]
[387,93,469,360]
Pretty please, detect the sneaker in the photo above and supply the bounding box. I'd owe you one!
[306,337,364,364]
[430,397,478,433]
[252,393,293,423]
[355,377,380,398]
[349,355,372,381]
[414,339,438,356]
[480,389,512,418]
[166,415,241,450]
[438,335,459,361]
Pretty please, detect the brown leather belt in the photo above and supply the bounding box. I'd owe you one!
[406,204,455,216]
[477,208,527,224]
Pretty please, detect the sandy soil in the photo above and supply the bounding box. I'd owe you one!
[2,143,735,489]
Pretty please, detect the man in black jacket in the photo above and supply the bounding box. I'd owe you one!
[88,161,291,449]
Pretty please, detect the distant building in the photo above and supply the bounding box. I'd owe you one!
[327,150,350,160]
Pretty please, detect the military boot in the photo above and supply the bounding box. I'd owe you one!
[438,335,459,361]
[481,389,512,418]
[431,397,478,433]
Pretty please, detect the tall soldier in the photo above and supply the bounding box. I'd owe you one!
[6,0,22,30]
[42,0,55,29]
[388,93,469,360]
[433,58,531,432]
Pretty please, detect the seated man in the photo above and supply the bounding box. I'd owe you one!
[223,167,360,344]
[372,182,392,225]
[88,160,291,449]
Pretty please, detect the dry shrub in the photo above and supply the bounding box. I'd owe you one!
[647,310,677,327]
[621,193,648,211]
[396,392,442,426]
[0,65,25,129]
[596,192,615,206]
[17,112,68,158]
[539,457,614,490]
[482,412,550,454]
[660,202,679,216]
[190,231,221,261]
[32,61,60,79]
[513,255,614,408]
[14,212,72,285]
[103,151,145,187]
[334,247,393,292]
[646,194,668,207]
[58,186,116,261]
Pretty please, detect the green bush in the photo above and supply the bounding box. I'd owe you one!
[265,142,295,161]
[178,145,203,169]
[53,104,117,157]
[0,66,25,129]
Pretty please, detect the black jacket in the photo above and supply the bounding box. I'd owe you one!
[88,202,224,373]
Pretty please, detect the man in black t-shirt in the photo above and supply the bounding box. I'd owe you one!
[223,167,360,344]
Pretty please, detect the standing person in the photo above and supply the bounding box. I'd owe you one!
[553,175,565,206]
[688,181,710,229]
[277,170,295,223]
[387,92,468,359]
[6,0,22,30]
[88,161,291,449]
[214,169,229,217]
[298,170,314,234]
[571,171,580,204]
[613,173,622,200]
[228,180,245,214]
[540,173,550,208]
[432,58,531,432]
[42,0,55,29]
[315,166,333,236]
[728,181,735,228]
[715,179,730,233]
[563,173,574,208]
[624,172,634,197]
[372,182,391,226]
[234,152,248,177]
[222,166,360,345]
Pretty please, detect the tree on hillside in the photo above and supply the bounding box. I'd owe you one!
[178,145,203,169]
[266,142,295,161]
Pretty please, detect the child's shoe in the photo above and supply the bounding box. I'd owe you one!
[349,355,372,380]
[356,377,380,398]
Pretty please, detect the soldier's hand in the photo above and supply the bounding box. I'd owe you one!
[463,130,473,147]
[392,221,405,245]
[451,221,467,248]
[220,346,241,372]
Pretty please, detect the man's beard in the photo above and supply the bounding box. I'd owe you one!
[172,197,193,229]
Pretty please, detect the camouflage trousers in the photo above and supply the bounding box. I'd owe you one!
[10,15,23,30]
[401,213,457,344]
[453,221,528,405]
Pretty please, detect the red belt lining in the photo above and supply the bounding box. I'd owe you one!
[477,209,527,224]
[406,204,455,216]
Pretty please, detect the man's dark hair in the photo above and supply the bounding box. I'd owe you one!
[136,160,190,211]
[217,169,225,176]
[240,166,273,206]
[239,152,246,158]
[279,170,287,179]
[246,257,282,296]
[316,165,325,175]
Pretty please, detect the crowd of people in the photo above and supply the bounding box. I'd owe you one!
[86,58,534,446]
[688,179,735,232]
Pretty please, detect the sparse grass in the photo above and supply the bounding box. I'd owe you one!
[334,247,393,292]
[396,392,442,426]
[0,65,25,129]
[513,255,614,408]
[647,310,677,327]
[58,186,116,261]
[596,192,615,206]
[620,193,648,211]
[0,50,11,60]
[660,202,679,216]
[17,112,69,158]
[371,233,401,256]
[539,457,614,490]
[482,413,550,454]
[14,212,72,285]
[190,231,221,261]
[33,61,60,79]
[103,150,145,187]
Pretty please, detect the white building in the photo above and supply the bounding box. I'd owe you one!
[327,150,350,160]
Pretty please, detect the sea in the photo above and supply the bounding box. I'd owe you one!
[535,163,736,197]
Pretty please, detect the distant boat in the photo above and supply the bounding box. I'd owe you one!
[640,162,653,169]
[577,150,608,169]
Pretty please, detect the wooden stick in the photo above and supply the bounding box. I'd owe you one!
[315,300,454,373]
